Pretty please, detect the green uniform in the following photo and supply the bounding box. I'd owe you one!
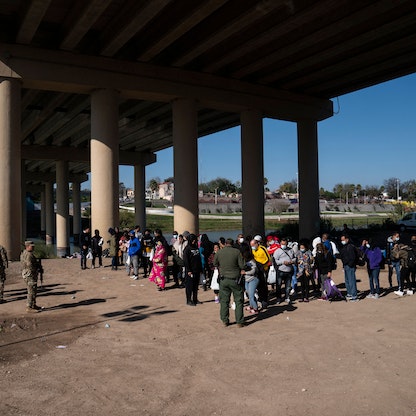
[21,250,39,308]
[214,246,246,325]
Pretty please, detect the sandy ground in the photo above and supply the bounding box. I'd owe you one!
[1,256,416,416]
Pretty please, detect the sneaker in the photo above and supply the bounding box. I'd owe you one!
[304,298,309,303]
[406,289,414,295]
[245,306,252,311]
[374,293,380,299]
[349,298,359,302]
[289,288,295,296]
[366,294,375,299]
[394,290,404,297]
[91,265,95,269]
[284,298,291,304]
[214,296,220,304]
[346,294,352,299]
[133,275,138,280]
[249,308,258,315]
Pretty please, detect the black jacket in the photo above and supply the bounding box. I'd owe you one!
[183,244,203,275]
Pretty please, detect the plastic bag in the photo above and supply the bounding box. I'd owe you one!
[210,269,220,291]
[267,265,276,284]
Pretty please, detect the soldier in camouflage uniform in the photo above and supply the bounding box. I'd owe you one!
[0,245,8,303]
[21,241,42,313]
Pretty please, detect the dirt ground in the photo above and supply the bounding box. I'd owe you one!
[1,256,416,416]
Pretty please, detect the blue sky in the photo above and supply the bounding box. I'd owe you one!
[114,73,415,192]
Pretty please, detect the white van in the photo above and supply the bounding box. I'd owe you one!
[397,212,416,231]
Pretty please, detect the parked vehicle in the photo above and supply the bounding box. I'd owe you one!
[397,212,416,231]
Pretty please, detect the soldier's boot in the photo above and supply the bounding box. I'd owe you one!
[26,306,39,313]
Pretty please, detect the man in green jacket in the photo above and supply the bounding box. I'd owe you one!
[214,238,246,327]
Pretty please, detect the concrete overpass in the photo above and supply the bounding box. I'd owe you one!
[0,0,415,258]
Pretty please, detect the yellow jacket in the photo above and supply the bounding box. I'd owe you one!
[252,245,271,271]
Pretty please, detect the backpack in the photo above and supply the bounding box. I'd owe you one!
[355,246,366,267]
[407,249,416,271]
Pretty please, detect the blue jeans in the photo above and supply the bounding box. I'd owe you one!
[245,277,259,310]
[389,261,401,290]
[276,270,292,300]
[344,265,357,299]
[368,267,380,295]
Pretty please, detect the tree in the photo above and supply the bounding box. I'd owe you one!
[164,176,174,183]
[383,177,400,199]
[279,180,297,194]
[149,179,159,194]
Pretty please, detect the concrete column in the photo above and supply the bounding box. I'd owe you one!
[172,98,198,234]
[91,89,119,241]
[0,78,21,259]
[56,160,70,257]
[45,181,55,245]
[297,120,320,240]
[241,109,265,237]
[134,163,146,229]
[21,163,27,241]
[40,188,46,239]
[72,181,81,245]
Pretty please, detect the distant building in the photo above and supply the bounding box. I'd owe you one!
[158,182,174,201]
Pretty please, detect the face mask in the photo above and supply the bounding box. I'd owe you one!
[300,248,305,253]
[269,240,275,245]
[281,245,287,250]
[317,250,322,254]
[395,237,400,242]
[239,238,244,244]
[366,244,370,248]
[173,235,178,239]
[251,246,256,251]
[341,241,347,245]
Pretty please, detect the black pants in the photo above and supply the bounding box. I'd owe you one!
[142,257,152,276]
[256,266,269,304]
[298,273,309,299]
[185,273,199,303]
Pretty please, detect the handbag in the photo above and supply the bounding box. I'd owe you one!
[86,249,93,260]
[210,269,220,291]
[267,264,277,284]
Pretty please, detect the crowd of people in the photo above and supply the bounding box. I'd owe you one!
[4,225,416,321]
[74,226,416,326]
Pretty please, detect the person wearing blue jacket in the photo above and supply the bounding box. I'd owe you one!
[360,238,383,299]
[128,230,141,280]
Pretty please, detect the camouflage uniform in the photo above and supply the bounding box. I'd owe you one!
[0,245,8,302]
[21,248,39,309]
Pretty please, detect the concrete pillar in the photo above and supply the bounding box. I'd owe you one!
[0,78,21,259]
[72,180,81,245]
[172,98,198,234]
[21,163,27,241]
[241,109,265,237]
[91,89,119,241]
[56,160,70,257]
[40,188,46,239]
[134,163,146,229]
[297,120,320,240]
[45,181,55,245]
